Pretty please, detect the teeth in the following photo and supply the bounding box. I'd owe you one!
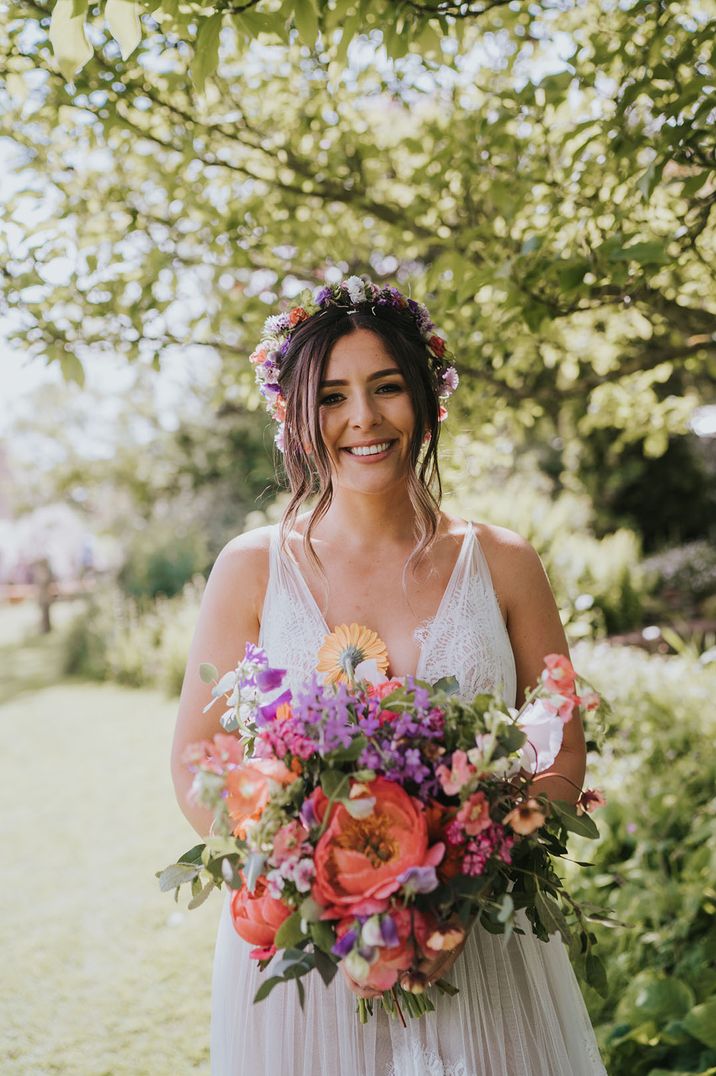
[348,441,392,456]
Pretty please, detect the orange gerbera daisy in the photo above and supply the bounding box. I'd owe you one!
[316,623,389,685]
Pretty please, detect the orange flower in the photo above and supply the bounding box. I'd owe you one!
[288,306,309,326]
[316,623,389,685]
[504,798,547,835]
[312,778,442,918]
[225,758,297,838]
[274,396,287,422]
[230,877,291,959]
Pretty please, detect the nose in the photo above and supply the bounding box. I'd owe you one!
[350,389,381,430]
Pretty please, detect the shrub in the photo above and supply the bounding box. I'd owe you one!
[118,524,209,601]
[566,641,716,1076]
[62,583,201,694]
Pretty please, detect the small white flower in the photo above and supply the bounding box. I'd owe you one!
[344,276,366,303]
[360,916,385,947]
[266,869,285,899]
[264,313,290,334]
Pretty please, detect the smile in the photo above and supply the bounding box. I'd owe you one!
[343,440,396,458]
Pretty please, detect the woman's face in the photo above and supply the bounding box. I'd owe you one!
[316,327,416,494]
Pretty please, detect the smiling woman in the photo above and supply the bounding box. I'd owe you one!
[171,276,605,1076]
[276,296,449,574]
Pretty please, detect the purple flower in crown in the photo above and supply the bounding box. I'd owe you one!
[315,285,333,305]
[440,366,459,396]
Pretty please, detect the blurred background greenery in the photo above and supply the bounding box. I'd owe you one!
[1,1,715,1073]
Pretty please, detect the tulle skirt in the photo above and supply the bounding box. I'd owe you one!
[211,896,606,1076]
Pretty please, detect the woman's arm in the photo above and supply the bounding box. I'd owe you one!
[486,526,587,806]
[171,528,270,837]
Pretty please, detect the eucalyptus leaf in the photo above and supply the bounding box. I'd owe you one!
[156,861,202,892]
[199,662,219,684]
[188,879,216,910]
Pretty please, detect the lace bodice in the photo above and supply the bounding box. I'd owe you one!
[258,522,517,708]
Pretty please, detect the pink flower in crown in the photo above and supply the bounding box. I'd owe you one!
[438,405,448,422]
[436,749,475,796]
[249,347,267,365]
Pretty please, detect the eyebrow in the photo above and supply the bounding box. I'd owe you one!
[319,367,403,387]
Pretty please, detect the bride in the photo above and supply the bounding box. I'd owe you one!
[171,278,607,1075]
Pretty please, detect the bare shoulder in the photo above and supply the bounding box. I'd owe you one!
[208,524,273,615]
[472,522,549,613]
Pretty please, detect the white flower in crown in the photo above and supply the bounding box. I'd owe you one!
[344,276,366,303]
[264,313,291,335]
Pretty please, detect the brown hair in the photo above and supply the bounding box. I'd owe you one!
[277,303,444,578]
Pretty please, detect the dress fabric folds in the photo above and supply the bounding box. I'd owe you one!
[210,523,607,1075]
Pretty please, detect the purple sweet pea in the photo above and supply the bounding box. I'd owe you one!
[300,798,319,829]
[257,688,292,725]
[397,865,439,895]
[244,642,268,665]
[331,928,358,958]
[256,666,287,693]
[380,914,399,947]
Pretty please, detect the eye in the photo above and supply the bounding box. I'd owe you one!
[319,392,344,406]
[376,382,404,394]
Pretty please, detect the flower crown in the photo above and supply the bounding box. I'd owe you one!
[248,276,459,451]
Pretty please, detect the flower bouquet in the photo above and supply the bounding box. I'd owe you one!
[159,625,612,1022]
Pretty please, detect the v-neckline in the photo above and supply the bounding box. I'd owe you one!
[282,522,473,680]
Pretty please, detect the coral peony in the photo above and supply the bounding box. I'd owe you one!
[313,778,443,918]
[230,877,292,959]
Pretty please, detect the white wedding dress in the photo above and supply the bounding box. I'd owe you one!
[211,523,607,1075]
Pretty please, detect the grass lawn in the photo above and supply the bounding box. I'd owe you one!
[1,670,221,1075]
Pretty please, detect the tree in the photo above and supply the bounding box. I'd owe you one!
[1,0,715,461]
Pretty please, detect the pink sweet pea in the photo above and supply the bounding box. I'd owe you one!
[456,790,491,835]
[436,750,475,795]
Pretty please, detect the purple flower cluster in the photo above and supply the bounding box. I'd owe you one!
[255,672,363,761]
[357,689,445,799]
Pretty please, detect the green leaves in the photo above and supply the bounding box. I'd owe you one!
[191,13,222,94]
[199,662,219,684]
[549,800,600,840]
[105,0,142,61]
[292,0,320,47]
[156,861,202,892]
[49,0,92,82]
[274,910,307,950]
